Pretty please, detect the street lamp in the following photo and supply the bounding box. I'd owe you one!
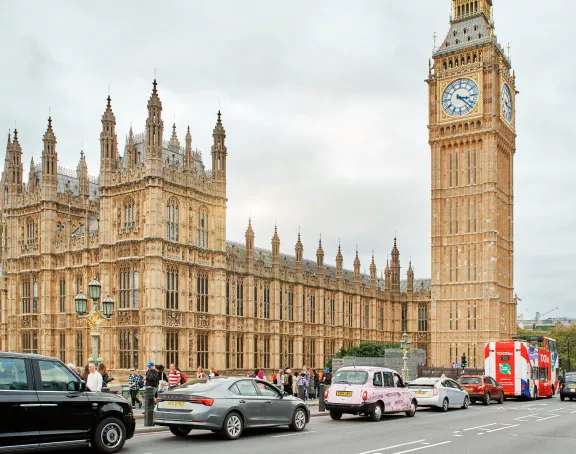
[400,332,412,383]
[75,277,114,365]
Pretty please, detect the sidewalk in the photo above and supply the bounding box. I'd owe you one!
[134,399,328,434]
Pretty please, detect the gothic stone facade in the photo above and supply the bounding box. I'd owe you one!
[428,0,517,368]
[0,81,431,375]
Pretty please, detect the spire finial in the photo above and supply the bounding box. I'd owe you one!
[152,78,158,94]
[217,110,222,123]
[433,31,437,50]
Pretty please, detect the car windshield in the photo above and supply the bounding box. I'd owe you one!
[565,375,576,384]
[459,377,481,385]
[333,370,369,385]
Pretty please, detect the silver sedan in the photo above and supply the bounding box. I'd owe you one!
[154,377,310,440]
[408,377,470,412]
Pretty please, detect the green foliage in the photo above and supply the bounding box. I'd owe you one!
[326,342,400,370]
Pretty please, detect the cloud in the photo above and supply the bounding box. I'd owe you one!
[0,0,574,317]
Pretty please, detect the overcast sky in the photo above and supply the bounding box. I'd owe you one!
[1,0,574,318]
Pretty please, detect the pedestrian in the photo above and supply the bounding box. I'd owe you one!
[249,369,259,378]
[81,364,90,381]
[276,369,284,388]
[313,369,320,399]
[86,363,103,392]
[67,363,76,371]
[157,365,169,393]
[283,368,293,395]
[297,370,309,400]
[128,367,143,408]
[177,367,188,384]
[98,363,114,388]
[209,367,219,377]
[323,367,333,387]
[257,369,266,381]
[168,363,181,389]
[145,362,160,397]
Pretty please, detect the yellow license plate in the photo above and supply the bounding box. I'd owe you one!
[166,401,184,408]
[336,391,353,397]
[416,391,427,396]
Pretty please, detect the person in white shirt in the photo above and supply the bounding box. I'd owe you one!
[86,363,103,392]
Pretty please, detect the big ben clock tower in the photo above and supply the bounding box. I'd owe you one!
[428,0,516,368]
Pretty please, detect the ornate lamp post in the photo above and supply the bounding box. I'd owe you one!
[400,332,412,382]
[74,277,114,365]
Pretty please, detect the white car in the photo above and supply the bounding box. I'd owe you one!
[408,377,469,412]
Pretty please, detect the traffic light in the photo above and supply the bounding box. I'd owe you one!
[461,354,467,369]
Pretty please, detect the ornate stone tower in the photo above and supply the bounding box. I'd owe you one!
[428,0,516,367]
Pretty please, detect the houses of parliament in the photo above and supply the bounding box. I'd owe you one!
[0,0,516,373]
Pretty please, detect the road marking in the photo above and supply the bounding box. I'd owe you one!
[355,441,426,454]
[272,431,316,438]
[536,415,560,421]
[463,423,497,431]
[514,414,539,421]
[485,424,520,433]
[392,441,451,454]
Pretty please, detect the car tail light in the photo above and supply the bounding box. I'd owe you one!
[188,398,214,406]
[324,390,329,400]
[433,387,439,396]
[362,391,368,401]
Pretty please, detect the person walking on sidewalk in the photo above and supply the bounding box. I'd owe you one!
[145,362,160,397]
[86,363,103,392]
[283,368,294,395]
[168,364,181,390]
[128,368,143,408]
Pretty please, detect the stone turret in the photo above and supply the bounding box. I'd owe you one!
[354,248,361,285]
[390,237,401,292]
[336,241,343,281]
[100,96,118,184]
[295,231,303,276]
[370,253,377,288]
[145,80,163,175]
[211,110,227,180]
[407,261,414,295]
[184,125,193,171]
[272,225,280,270]
[316,237,324,281]
[41,118,58,197]
[77,150,89,198]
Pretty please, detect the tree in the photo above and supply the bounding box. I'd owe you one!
[326,342,400,370]
[517,325,576,373]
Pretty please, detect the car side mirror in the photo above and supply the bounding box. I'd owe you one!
[497,383,502,387]
[67,381,82,392]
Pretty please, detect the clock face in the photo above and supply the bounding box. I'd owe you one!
[442,79,480,117]
[501,83,513,123]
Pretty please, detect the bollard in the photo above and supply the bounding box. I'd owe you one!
[318,384,325,412]
[144,386,155,427]
[298,385,305,401]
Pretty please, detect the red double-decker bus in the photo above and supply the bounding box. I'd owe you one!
[485,336,559,399]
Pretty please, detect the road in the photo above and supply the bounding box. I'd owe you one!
[71,397,575,454]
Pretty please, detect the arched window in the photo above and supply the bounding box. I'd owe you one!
[165,268,179,310]
[124,198,135,227]
[166,199,179,242]
[26,218,36,244]
[440,128,445,136]
[443,61,447,70]
[197,208,209,248]
[477,120,482,129]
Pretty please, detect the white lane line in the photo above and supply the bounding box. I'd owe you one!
[536,415,560,421]
[484,424,520,433]
[392,441,452,454]
[355,440,426,454]
[463,423,497,431]
[272,430,317,438]
[572,410,576,414]
[514,414,539,421]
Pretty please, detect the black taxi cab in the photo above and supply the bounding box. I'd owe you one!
[0,352,135,452]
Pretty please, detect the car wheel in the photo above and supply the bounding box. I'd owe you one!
[560,394,565,402]
[406,400,417,417]
[220,412,243,440]
[290,407,307,431]
[484,393,491,406]
[441,398,449,412]
[91,417,126,454]
[497,392,504,404]
[370,403,383,422]
[169,427,191,437]
[461,396,470,410]
[330,411,342,420]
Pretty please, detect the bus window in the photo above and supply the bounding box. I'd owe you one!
[532,368,539,381]
[539,368,548,382]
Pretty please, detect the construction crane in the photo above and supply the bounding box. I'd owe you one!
[535,307,559,322]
